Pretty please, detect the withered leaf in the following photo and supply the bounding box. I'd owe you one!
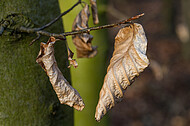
[72,4,97,58]
[90,0,99,25]
[68,47,78,68]
[36,37,85,111]
[95,23,149,121]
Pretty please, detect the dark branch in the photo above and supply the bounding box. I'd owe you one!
[34,0,81,31]
[29,33,41,46]
[19,26,66,39]
[62,13,144,36]
[18,13,144,39]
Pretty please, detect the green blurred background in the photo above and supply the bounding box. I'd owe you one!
[59,0,109,126]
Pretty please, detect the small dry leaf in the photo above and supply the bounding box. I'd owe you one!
[68,48,78,68]
[36,37,85,111]
[90,0,99,25]
[95,23,149,121]
[72,4,97,58]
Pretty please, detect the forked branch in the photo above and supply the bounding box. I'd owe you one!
[17,13,144,43]
[0,0,144,45]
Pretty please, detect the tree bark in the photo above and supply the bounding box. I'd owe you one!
[0,0,73,125]
[59,0,109,126]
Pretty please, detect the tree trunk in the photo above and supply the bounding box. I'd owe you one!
[0,0,73,125]
[59,0,109,126]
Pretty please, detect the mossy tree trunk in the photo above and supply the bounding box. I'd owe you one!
[0,0,73,125]
[59,0,109,126]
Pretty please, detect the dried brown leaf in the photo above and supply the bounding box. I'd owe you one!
[68,48,78,68]
[95,23,149,121]
[36,37,84,111]
[72,4,97,58]
[90,0,99,25]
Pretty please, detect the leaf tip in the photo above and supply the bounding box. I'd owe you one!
[73,103,85,111]
[140,13,145,16]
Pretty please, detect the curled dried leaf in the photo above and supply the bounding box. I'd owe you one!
[95,23,149,121]
[68,48,78,68]
[36,37,84,111]
[90,0,99,25]
[72,4,97,58]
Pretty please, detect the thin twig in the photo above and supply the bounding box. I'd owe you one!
[19,26,66,39]
[29,33,41,46]
[35,0,81,31]
[62,13,144,36]
[18,13,144,40]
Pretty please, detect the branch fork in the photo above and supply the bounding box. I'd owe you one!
[0,0,144,45]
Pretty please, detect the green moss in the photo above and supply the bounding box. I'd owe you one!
[0,0,73,125]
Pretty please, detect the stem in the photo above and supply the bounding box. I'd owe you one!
[29,33,41,46]
[63,13,144,36]
[19,26,66,39]
[18,13,144,40]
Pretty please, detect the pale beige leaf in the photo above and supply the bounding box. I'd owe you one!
[90,0,99,25]
[95,23,149,121]
[72,4,97,58]
[36,37,84,111]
